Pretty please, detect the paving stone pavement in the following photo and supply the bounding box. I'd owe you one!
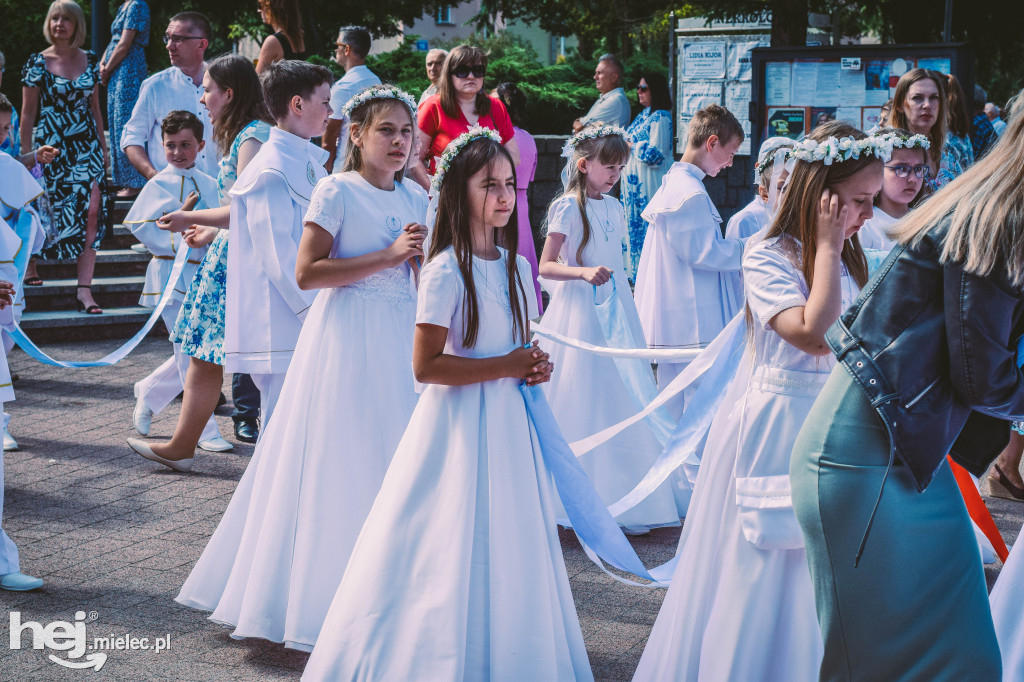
[0,338,1022,681]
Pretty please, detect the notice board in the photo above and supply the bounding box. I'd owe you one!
[749,44,972,157]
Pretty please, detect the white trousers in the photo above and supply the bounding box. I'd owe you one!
[250,372,285,437]
[656,361,696,517]
[134,302,221,441]
[0,407,18,574]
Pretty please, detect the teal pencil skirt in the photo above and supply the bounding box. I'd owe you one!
[790,367,1001,681]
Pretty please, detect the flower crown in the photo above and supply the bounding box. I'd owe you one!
[786,133,902,166]
[430,126,503,195]
[561,124,629,158]
[340,85,418,122]
[754,142,795,174]
[872,131,931,152]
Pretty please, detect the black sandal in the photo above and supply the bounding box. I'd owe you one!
[23,276,43,286]
[76,285,103,315]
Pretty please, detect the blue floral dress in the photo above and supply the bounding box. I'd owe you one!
[22,51,106,260]
[930,131,973,191]
[622,107,673,281]
[172,120,272,364]
[104,0,150,189]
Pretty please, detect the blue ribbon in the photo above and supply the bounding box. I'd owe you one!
[7,212,193,368]
[520,382,676,586]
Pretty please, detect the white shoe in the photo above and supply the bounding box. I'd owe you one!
[133,396,152,436]
[130,243,151,254]
[3,428,17,451]
[127,438,193,472]
[622,526,651,536]
[198,436,233,453]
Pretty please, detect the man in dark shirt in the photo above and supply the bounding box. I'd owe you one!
[971,84,998,159]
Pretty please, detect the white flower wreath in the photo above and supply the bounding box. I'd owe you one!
[561,124,629,159]
[786,131,927,167]
[340,84,418,122]
[430,126,503,195]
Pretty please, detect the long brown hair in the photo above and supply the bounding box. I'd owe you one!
[206,54,273,154]
[437,45,492,120]
[260,0,304,53]
[428,137,528,348]
[944,73,971,138]
[343,96,414,183]
[894,87,1024,287]
[549,130,630,266]
[890,68,946,171]
[762,121,874,292]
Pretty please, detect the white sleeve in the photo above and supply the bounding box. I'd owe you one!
[328,80,354,121]
[516,254,539,319]
[304,176,344,237]
[120,80,153,151]
[416,255,462,328]
[742,242,807,330]
[245,174,317,317]
[545,196,580,239]
[663,195,744,272]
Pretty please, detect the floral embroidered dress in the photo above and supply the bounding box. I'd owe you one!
[930,131,973,191]
[172,120,272,364]
[22,51,106,260]
[104,0,150,189]
[622,107,672,281]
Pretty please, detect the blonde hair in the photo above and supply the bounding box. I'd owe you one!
[548,130,630,266]
[893,87,1024,287]
[43,0,86,48]
[687,104,744,149]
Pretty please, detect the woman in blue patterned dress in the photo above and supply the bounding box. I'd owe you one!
[622,72,672,282]
[100,0,150,196]
[20,0,108,312]
[128,54,272,465]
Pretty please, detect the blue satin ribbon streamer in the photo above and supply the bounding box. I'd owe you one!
[8,229,192,368]
[592,279,675,443]
[606,314,747,518]
[520,382,677,586]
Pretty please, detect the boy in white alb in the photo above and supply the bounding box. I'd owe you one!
[126,111,229,451]
[224,61,333,424]
[0,148,43,591]
[634,104,746,409]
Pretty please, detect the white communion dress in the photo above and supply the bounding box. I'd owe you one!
[538,194,679,529]
[633,235,860,681]
[175,172,428,650]
[302,247,593,682]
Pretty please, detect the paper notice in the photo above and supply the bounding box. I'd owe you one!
[683,42,727,79]
[766,62,791,105]
[727,40,765,81]
[725,82,752,121]
[679,81,722,116]
[791,62,818,106]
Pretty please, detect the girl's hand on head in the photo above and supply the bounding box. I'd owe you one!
[183,225,219,248]
[580,266,613,285]
[387,223,426,265]
[505,341,551,383]
[157,210,193,234]
[816,189,848,252]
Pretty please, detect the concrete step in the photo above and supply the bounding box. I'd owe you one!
[34,249,151,280]
[19,306,165,342]
[23,275,146,312]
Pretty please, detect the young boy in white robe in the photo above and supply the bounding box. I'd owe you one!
[223,61,333,424]
[0,147,43,591]
[125,111,229,451]
[634,104,746,411]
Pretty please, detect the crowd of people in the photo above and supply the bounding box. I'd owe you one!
[3,2,1024,680]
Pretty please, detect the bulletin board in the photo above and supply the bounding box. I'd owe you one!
[749,44,973,157]
[675,34,769,155]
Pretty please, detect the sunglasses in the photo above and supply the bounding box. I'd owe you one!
[885,164,930,179]
[452,65,486,79]
[636,85,649,93]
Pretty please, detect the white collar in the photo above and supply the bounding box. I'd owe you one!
[671,161,707,181]
[269,126,311,149]
[598,87,625,100]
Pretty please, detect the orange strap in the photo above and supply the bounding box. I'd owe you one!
[948,455,1009,562]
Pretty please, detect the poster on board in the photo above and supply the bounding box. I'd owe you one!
[728,41,765,81]
[865,60,890,105]
[767,108,806,139]
[862,107,883,130]
[680,81,723,116]
[683,42,727,79]
[765,62,792,105]
[725,82,752,120]
[918,57,951,74]
[810,107,837,129]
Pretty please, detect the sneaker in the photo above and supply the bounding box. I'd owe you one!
[3,428,17,451]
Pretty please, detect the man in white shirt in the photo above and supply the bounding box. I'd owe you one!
[323,26,381,173]
[573,54,631,132]
[418,48,447,106]
[121,12,218,181]
[985,102,1007,137]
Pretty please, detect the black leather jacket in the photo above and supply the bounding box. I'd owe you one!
[826,216,1024,492]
